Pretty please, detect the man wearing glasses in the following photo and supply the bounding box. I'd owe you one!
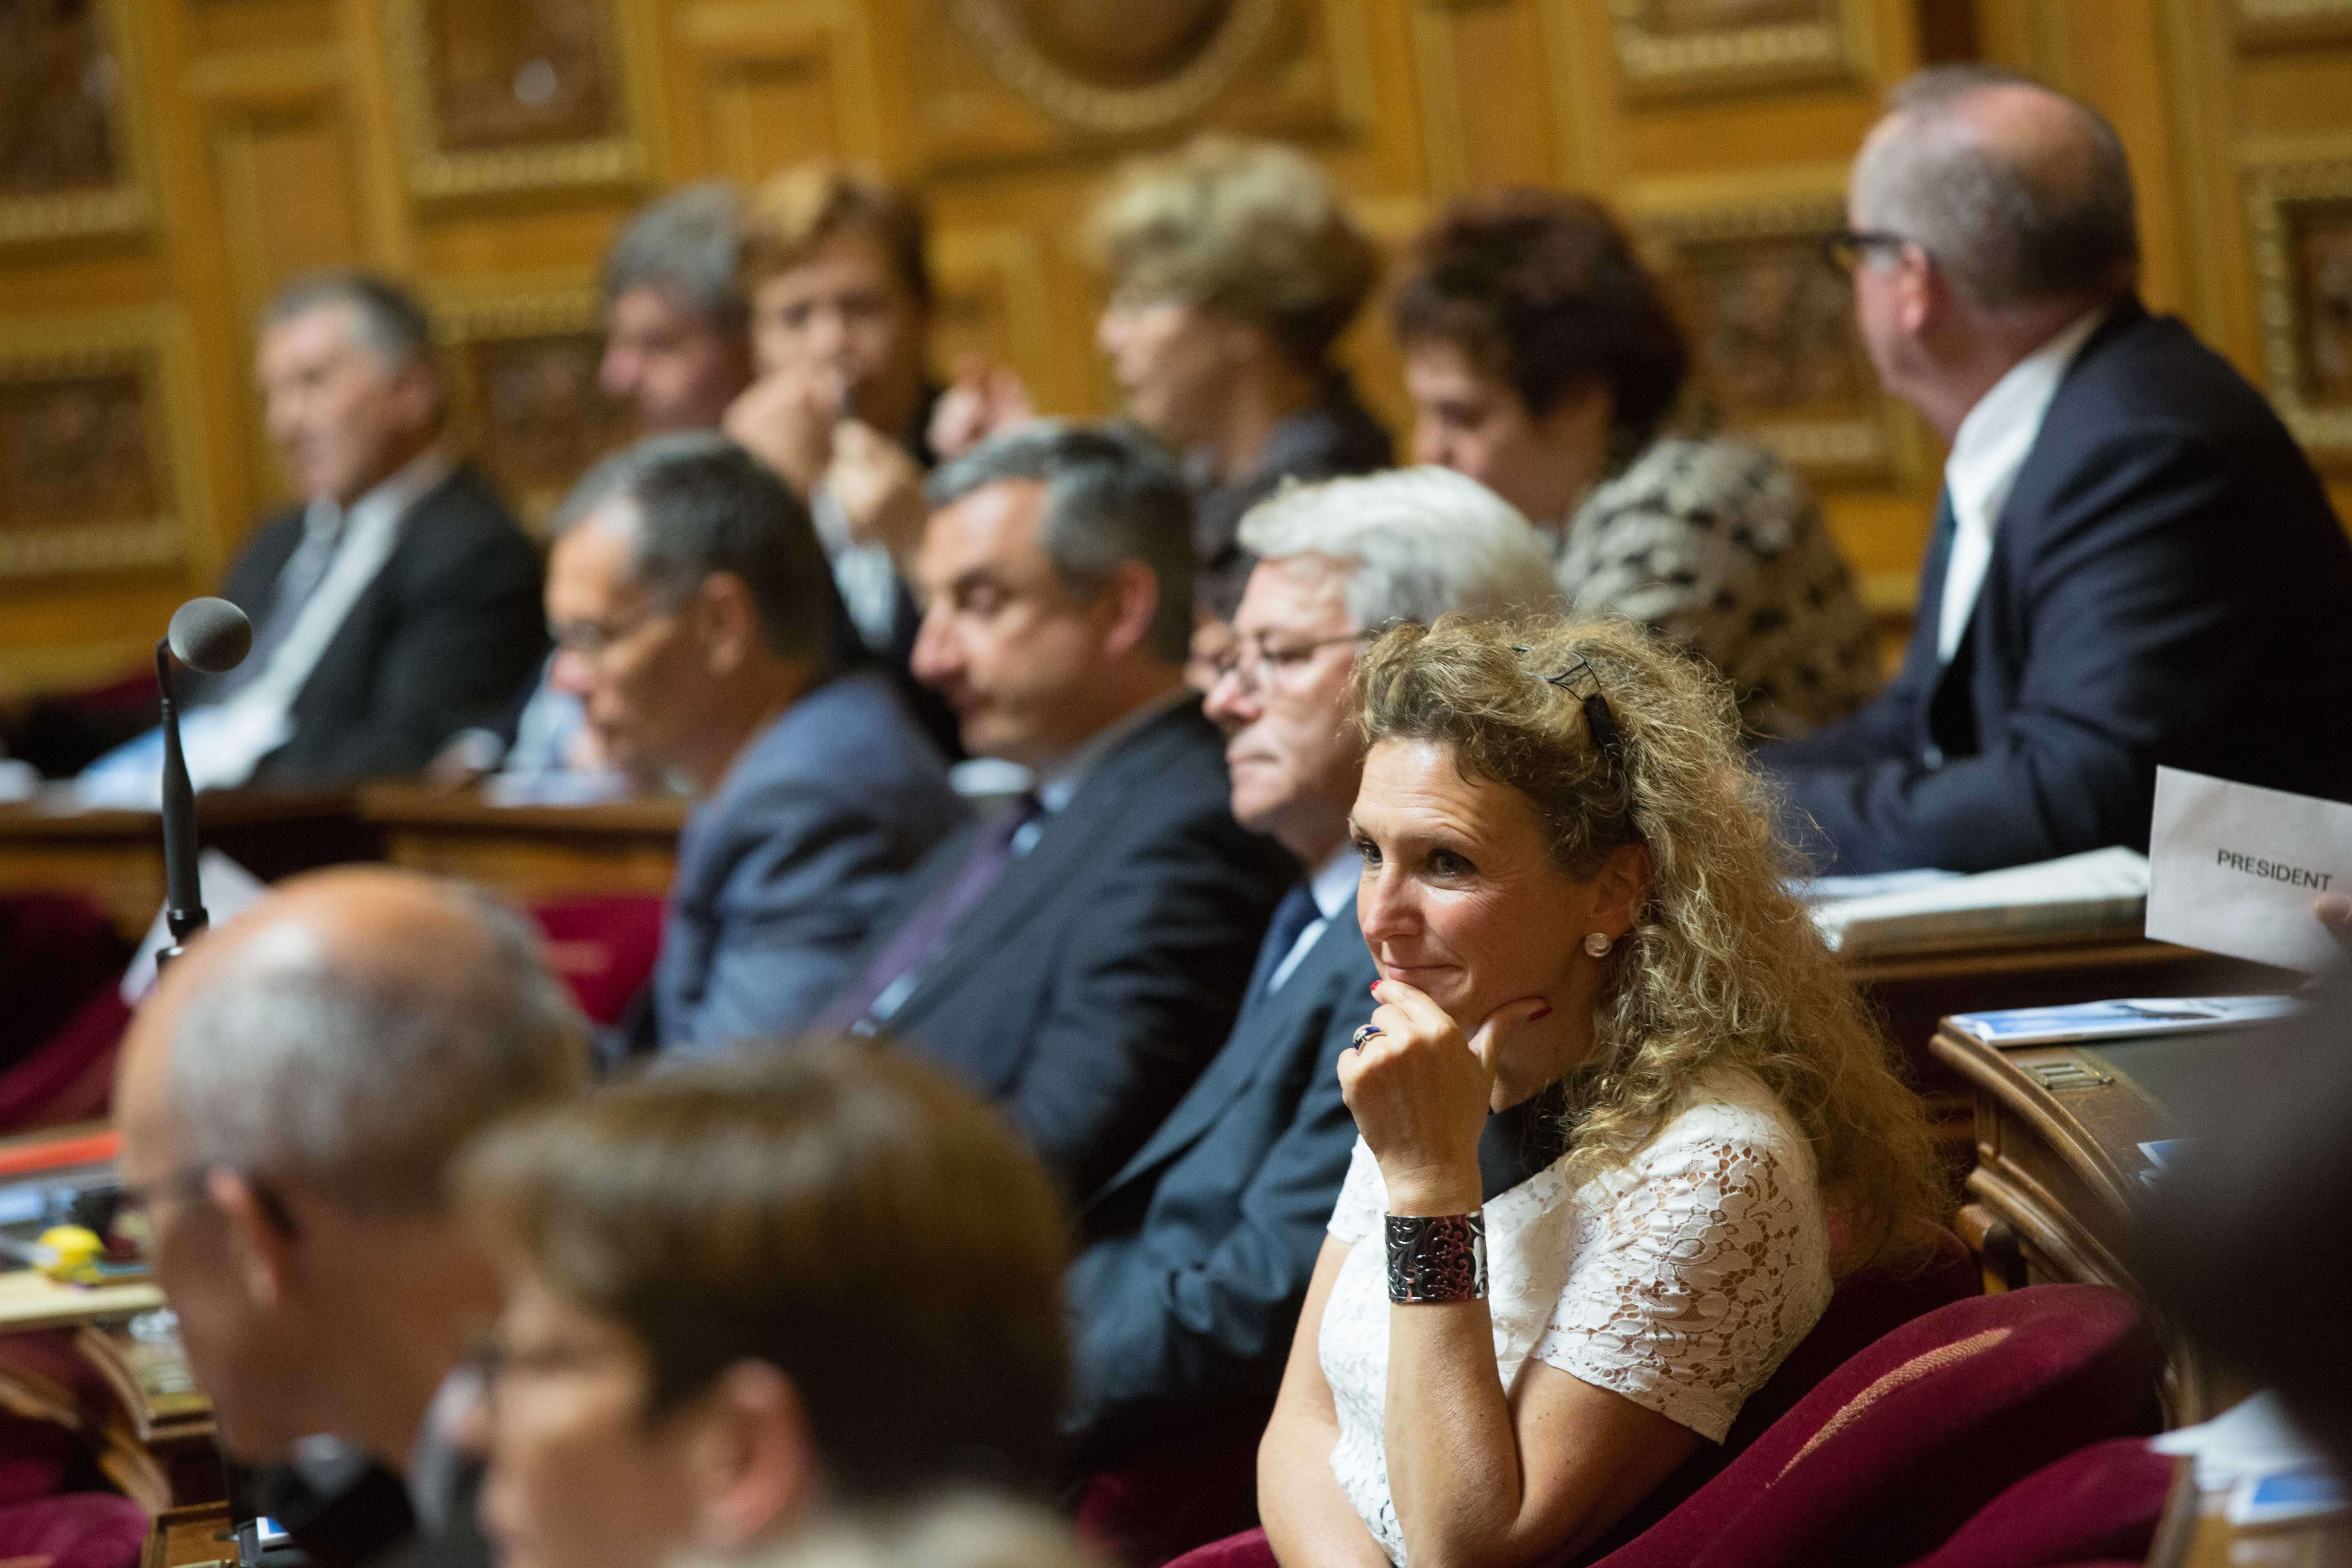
[112,866,591,1568]
[1762,65,2352,873]
[543,434,966,1057]
[1062,468,1562,1548]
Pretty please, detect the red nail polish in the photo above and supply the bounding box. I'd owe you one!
[1530,1006,1553,1020]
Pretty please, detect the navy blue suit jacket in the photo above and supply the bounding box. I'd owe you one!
[866,698,1297,1200]
[1760,298,2352,873]
[1062,893,1374,1462]
[186,465,546,781]
[655,670,969,1056]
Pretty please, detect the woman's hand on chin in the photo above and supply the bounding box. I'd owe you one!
[1341,980,1549,1215]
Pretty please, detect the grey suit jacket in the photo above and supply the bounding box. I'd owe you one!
[655,670,969,1058]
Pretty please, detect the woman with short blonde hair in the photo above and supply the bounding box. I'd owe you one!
[1089,135,1390,636]
[1260,615,1943,1568]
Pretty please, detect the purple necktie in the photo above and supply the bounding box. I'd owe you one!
[813,791,1043,1035]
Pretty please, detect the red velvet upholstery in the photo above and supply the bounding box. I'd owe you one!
[1077,1413,1263,1567]
[0,894,125,1076]
[1588,1284,2161,1568]
[0,1491,153,1568]
[0,1413,82,1509]
[1577,1227,1981,1559]
[1901,1437,2176,1568]
[0,988,131,1137]
[1163,1526,1276,1568]
[528,896,665,1025]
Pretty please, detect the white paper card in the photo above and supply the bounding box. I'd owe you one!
[2146,766,2352,973]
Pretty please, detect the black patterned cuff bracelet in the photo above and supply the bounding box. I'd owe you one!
[1385,1211,1487,1303]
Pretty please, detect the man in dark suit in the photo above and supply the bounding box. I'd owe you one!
[546,435,967,1058]
[1760,67,2352,873]
[816,423,1296,1200]
[1062,468,1566,1490]
[42,274,546,789]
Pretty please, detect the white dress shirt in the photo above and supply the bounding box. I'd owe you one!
[1267,842,1361,996]
[1935,306,2108,663]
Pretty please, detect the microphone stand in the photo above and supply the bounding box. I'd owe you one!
[154,638,207,972]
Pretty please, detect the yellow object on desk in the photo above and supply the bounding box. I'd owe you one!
[38,1225,104,1283]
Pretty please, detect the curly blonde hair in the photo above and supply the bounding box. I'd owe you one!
[1354,615,1947,1270]
[1088,134,1378,365]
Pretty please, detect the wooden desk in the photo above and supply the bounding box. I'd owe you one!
[1852,928,2298,1163]
[143,1503,232,1568]
[358,784,685,904]
[1932,1016,2302,1421]
[0,791,379,940]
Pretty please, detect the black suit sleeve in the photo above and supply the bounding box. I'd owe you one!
[1064,990,1364,1459]
[1761,424,2261,873]
[1000,813,1289,1201]
[298,517,546,778]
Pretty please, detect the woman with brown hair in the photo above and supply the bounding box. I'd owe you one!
[1258,617,1944,1568]
[452,1043,1069,1568]
[1394,192,1878,739]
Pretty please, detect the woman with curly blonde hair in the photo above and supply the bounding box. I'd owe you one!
[1258,616,1944,1568]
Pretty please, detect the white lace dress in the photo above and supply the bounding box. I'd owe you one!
[1318,1067,1833,1564]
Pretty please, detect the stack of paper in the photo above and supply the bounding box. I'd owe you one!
[1944,993,2302,1046]
[1811,846,2150,956]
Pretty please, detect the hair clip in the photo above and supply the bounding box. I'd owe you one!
[1514,648,1626,766]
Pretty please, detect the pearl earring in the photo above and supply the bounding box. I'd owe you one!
[1584,931,1613,957]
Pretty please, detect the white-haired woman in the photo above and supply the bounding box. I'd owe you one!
[1257,617,1944,1568]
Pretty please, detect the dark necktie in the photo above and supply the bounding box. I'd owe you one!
[218,508,345,699]
[1239,881,1321,1020]
[815,791,1044,1034]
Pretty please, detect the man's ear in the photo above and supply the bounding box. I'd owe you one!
[690,572,763,675]
[1095,559,1164,664]
[683,1360,819,1551]
[388,360,441,435]
[1897,245,1942,339]
[207,1169,301,1316]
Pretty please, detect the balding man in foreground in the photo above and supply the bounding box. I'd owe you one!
[1761,66,2352,873]
[116,867,591,1567]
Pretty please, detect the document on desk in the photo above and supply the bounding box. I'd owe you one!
[2146,767,2352,973]
[1811,845,2149,956]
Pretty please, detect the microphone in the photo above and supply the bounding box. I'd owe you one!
[155,597,253,971]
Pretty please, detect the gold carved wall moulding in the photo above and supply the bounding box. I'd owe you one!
[383,0,652,202]
[0,310,207,584]
[2234,0,2352,48]
[2246,157,2352,468]
[1638,194,1898,480]
[0,0,154,247]
[429,281,635,531]
[1608,0,1869,102]
[946,0,1285,132]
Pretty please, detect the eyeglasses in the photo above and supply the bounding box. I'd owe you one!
[549,599,679,660]
[1203,633,1367,695]
[1818,227,1915,278]
[459,1329,636,1420]
[109,1166,299,1249]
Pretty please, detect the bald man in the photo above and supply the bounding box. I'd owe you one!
[1759,65,2352,873]
[116,867,590,1564]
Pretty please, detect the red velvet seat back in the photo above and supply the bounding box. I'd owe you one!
[1574,1227,1981,1561]
[528,895,665,1025]
[1900,1436,2176,1568]
[1591,1284,2162,1568]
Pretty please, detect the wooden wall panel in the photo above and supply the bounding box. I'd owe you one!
[1,0,2347,692]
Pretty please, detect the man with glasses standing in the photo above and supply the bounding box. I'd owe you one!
[112,865,592,1568]
[1761,65,2352,873]
[1063,469,1561,1559]
[542,434,965,1057]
